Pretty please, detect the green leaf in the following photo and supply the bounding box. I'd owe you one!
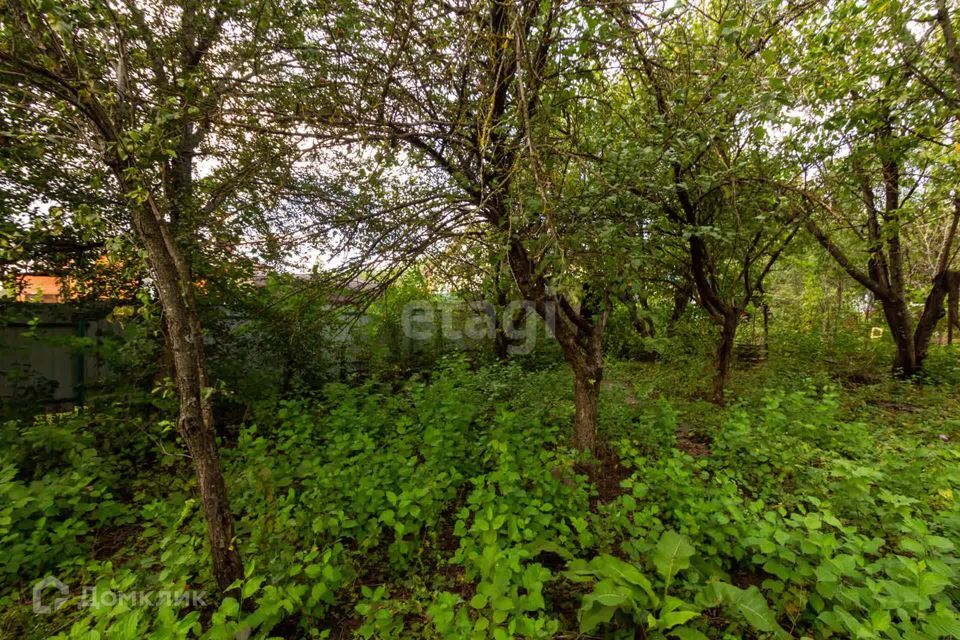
[919,571,950,599]
[803,513,822,530]
[220,597,240,618]
[523,537,574,561]
[670,628,710,640]
[599,555,655,596]
[590,579,632,607]
[563,559,596,583]
[241,577,264,599]
[653,531,695,581]
[577,579,635,632]
[702,582,786,637]
[925,611,960,638]
[579,599,617,633]
[660,609,700,629]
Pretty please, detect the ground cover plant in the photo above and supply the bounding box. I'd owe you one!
[1,343,959,639]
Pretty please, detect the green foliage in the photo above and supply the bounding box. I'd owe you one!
[1,352,959,639]
[0,413,132,582]
[745,507,960,638]
[0,462,125,580]
[564,531,784,638]
[4,0,960,639]
[699,582,784,636]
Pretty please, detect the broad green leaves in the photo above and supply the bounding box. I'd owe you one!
[565,531,787,637]
[701,582,787,637]
[548,536,702,639]
[653,529,695,585]
[565,554,656,600]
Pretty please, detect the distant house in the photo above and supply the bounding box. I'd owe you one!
[10,259,140,304]
[16,274,64,303]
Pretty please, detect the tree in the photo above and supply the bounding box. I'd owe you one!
[0,0,306,591]
[791,0,960,376]
[428,236,531,361]
[601,0,807,401]
[306,0,617,450]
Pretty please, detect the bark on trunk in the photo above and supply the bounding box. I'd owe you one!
[132,202,244,594]
[182,420,244,593]
[762,303,770,349]
[879,295,919,377]
[949,279,959,345]
[491,286,514,360]
[914,272,950,366]
[492,273,511,360]
[491,299,527,360]
[493,325,510,360]
[504,238,607,453]
[572,362,601,452]
[554,321,605,452]
[668,282,692,329]
[914,271,960,363]
[713,312,738,404]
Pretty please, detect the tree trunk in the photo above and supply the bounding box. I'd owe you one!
[833,277,843,336]
[569,345,602,452]
[504,238,607,453]
[713,312,738,404]
[914,271,960,362]
[879,295,919,377]
[552,317,605,452]
[949,276,959,345]
[491,300,528,360]
[492,287,511,360]
[762,303,770,350]
[132,202,244,594]
[668,282,692,329]
[180,410,244,592]
[493,325,510,360]
[914,272,950,367]
[892,341,919,377]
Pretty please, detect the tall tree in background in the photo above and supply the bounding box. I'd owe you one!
[0,0,307,591]
[307,0,616,450]
[602,1,808,401]
[793,0,960,376]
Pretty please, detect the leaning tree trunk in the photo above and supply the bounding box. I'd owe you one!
[493,326,511,360]
[132,202,244,594]
[491,297,528,360]
[712,311,739,404]
[914,271,960,366]
[688,235,741,404]
[668,282,692,331]
[949,278,959,345]
[492,287,512,360]
[505,238,607,453]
